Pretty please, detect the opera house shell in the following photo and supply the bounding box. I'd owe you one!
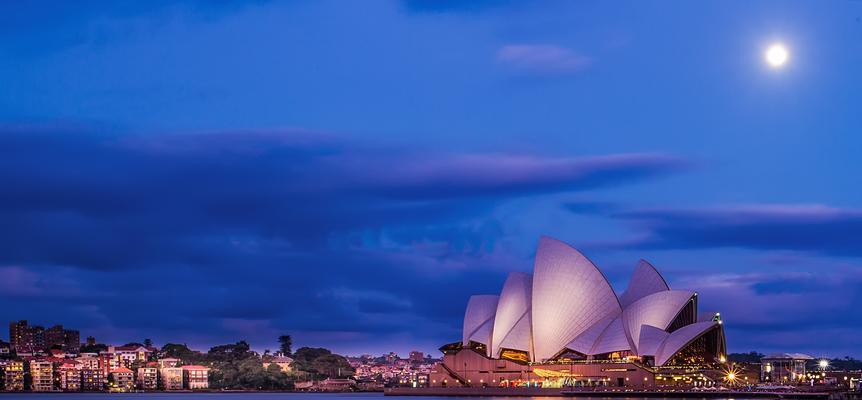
[432,236,726,388]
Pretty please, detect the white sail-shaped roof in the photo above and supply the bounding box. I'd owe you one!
[467,319,495,348]
[491,272,533,358]
[565,314,616,355]
[637,325,669,357]
[655,321,720,366]
[531,237,621,362]
[462,295,499,346]
[496,313,532,355]
[454,235,725,367]
[621,289,695,355]
[589,315,630,355]
[619,260,670,309]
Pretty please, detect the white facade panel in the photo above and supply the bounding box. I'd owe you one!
[491,272,533,358]
[462,295,499,346]
[565,314,616,355]
[589,315,630,355]
[621,290,694,355]
[619,260,670,309]
[655,321,720,366]
[531,237,621,362]
[637,324,669,357]
[496,312,532,355]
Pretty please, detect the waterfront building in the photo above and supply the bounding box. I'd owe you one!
[75,355,100,370]
[320,378,354,391]
[409,351,425,362]
[431,236,727,388]
[45,325,80,353]
[57,361,82,391]
[263,356,293,373]
[160,367,184,390]
[3,361,24,391]
[137,366,159,390]
[9,320,45,353]
[109,367,135,392]
[29,360,55,391]
[182,365,210,390]
[99,352,120,379]
[81,367,104,391]
[760,353,813,383]
[158,357,180,368]
[112,345,153,366]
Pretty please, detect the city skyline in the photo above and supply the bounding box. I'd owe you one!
[2,1,862,358]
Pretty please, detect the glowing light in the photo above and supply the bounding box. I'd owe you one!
[723,364,744,386]
[819,359,829,369]
[765,44,789,68]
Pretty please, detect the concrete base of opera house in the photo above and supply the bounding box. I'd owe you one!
[384,387,831,399]
[429,348,657,389]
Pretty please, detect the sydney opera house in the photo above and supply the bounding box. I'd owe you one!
[430,236,726,388]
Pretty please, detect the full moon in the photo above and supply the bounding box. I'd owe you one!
[765,44,789,68]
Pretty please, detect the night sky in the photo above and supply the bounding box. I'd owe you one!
[2,1,862,357]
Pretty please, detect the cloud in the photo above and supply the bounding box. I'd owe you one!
[0,125,683,353]
[608,204,862,257]
[673,269,862,354]
[497,44,592,75]
[362,153,687,200]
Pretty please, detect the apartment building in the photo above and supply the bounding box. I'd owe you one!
[81,368,104,391]
[182,365,210,390]
[29,360,55,392]
[110,367,135,392]
[3,361,24,391]
[9,321,44,353]
[160,367,184,391]
[57,361,82,391]
[137,366,159,390]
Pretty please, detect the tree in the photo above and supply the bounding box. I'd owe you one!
[161,343,205,363]
[144,338,152,348]
[208,341,253,363]
[293,347,330,363]
[208,353,294,390]
[728,352,765,364]
[278,335,292,356]
[311,354,354,378]
[80,342,108,354]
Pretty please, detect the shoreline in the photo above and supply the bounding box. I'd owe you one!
[384,387,836,399]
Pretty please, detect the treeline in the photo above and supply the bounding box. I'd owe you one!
[159,337,354,390]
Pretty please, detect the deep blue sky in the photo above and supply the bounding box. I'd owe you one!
[2,0,862,357]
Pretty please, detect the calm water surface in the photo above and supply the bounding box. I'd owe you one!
[0,393,759,400]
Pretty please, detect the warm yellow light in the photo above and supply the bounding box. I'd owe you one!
[766,44,789,67]
[728,373,736,380]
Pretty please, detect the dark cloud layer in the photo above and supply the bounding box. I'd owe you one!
[613,205,862,257]
[0,126,683,352]
[679,268,862,355]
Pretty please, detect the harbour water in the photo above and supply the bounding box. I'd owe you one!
[0,394,764,400]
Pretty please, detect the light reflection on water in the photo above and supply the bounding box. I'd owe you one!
[0,394,759,400]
